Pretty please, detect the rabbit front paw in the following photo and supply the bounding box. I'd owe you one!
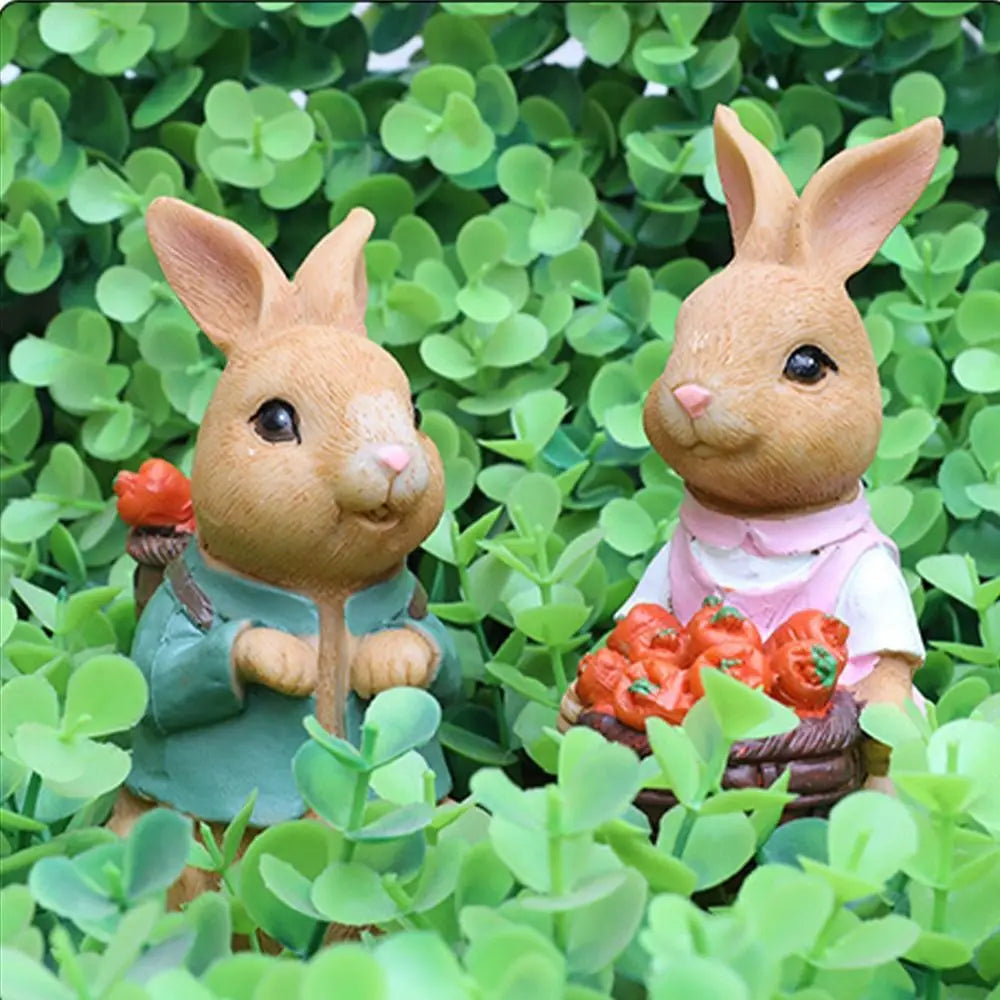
[233,627,318,697]
[351,628,438,699]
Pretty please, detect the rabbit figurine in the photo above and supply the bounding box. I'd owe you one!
[108,198,460,898]
[562,106,943,784]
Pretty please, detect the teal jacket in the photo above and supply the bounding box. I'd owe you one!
[127,542,460,826]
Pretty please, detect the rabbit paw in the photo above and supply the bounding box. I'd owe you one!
[351,628,438,699]
[233,627,318,697]
[846,652,917,709]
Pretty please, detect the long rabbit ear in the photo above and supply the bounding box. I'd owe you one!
[146,197,293,355]
[293,208,375,334]
[713,105,798,262]
[792,118,943,284]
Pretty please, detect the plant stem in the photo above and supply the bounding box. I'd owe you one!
[547,790,568,949]
[535,528,568,690]
[672,805,697,860]
[456,558,492,661]
[305,918,330,958]
[16,773,42,851]
[340,771,370,863]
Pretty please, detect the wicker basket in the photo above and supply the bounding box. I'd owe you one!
[126,526,194,617]
[577,688,863,829]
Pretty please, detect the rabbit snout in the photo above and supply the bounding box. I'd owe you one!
[648,377,758,455]
[337,441,430,519]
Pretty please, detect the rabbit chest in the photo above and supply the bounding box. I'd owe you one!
[623,488,925,687]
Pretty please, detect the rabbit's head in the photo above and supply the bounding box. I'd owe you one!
[644,106,943,515]
[145,198,444,595]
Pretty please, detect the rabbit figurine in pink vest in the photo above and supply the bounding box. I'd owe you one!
[565,106,943,785]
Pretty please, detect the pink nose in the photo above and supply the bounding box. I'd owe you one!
[673,383,713,418]
[375,444,411,473]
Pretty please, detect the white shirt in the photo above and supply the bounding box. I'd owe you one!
[619,541,925,662]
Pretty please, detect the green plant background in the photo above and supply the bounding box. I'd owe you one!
[1,2,998,998]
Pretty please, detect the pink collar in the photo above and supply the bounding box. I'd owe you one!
[678,487,873,558]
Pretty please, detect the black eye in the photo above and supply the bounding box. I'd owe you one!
[250,399,299,443]
[783,345,838,385]
[412,400,421,430]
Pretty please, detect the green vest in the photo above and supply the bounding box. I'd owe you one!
[127,542,460,825]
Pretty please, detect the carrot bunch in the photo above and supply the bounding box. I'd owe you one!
[114,458,196,533]
[576,598,849,729]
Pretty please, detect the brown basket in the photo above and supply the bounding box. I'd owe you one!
[126,526,194,617]
[578,689,863,829]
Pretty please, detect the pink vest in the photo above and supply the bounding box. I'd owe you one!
[668,490,896,686]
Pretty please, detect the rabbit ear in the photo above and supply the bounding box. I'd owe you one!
[713,105,798,262]
[293,208,375,334]
[146,197,292,355]
[792,118,943,283]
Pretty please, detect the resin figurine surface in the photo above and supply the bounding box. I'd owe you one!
[562,105,943,782]
[109,198,460,878]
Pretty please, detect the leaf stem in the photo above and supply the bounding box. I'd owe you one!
[16,773,42,851]
[547,789,568,949]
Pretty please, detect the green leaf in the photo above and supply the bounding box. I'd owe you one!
[95,266,156,323]
[877,408,935,459]
[258,854,324,921]
[558,726,641,833]
[954,348,1000,393]
[735,864,835,958]
[644,718,701,804]
[891,72,946,126]
[208,146,275,188]
[956,290,1000,345]
[303,945,388,1000]
[62,655,147,737]
[507,473,562,536]
[260,111,315,161]
[456,216,507,278]
[700,665,798,743]
[363,688,442,768]
[917,554,978,608]
[1,500,62,544]
[482,313,547,368]
[667,810,757,891]
[497,145,552,206]
[240,821,341,952]
[122,808,191,898]
[204,81,254,141]
[599,499,657,557]
[568,3,631,66]
[292,740,359,829]
[311,862,400,925]
[817,915,920,969]
[38,3,102,53]
[9,578,58,631]
[932,222,984,274]
[0,946,75,1000]
[826,791,918,887]
[420,334,477,381]
[132,67,204,130]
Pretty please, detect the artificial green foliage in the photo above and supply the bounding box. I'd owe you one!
[1,2,998,998]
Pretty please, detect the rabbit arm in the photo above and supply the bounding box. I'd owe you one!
[131,593,247,734]
[350,628,438,699]
[848,652,920,711]
[348,575,461,701]
[233,627,319,698]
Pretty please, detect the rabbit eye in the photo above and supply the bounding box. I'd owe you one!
[783,345,838,385]
[411,397,421,430]
[251,399,300,443]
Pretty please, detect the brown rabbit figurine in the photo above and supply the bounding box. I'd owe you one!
[562,106,943,786]
[108,198,460,902]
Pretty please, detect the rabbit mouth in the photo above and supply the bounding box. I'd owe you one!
[357,504,399,527]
